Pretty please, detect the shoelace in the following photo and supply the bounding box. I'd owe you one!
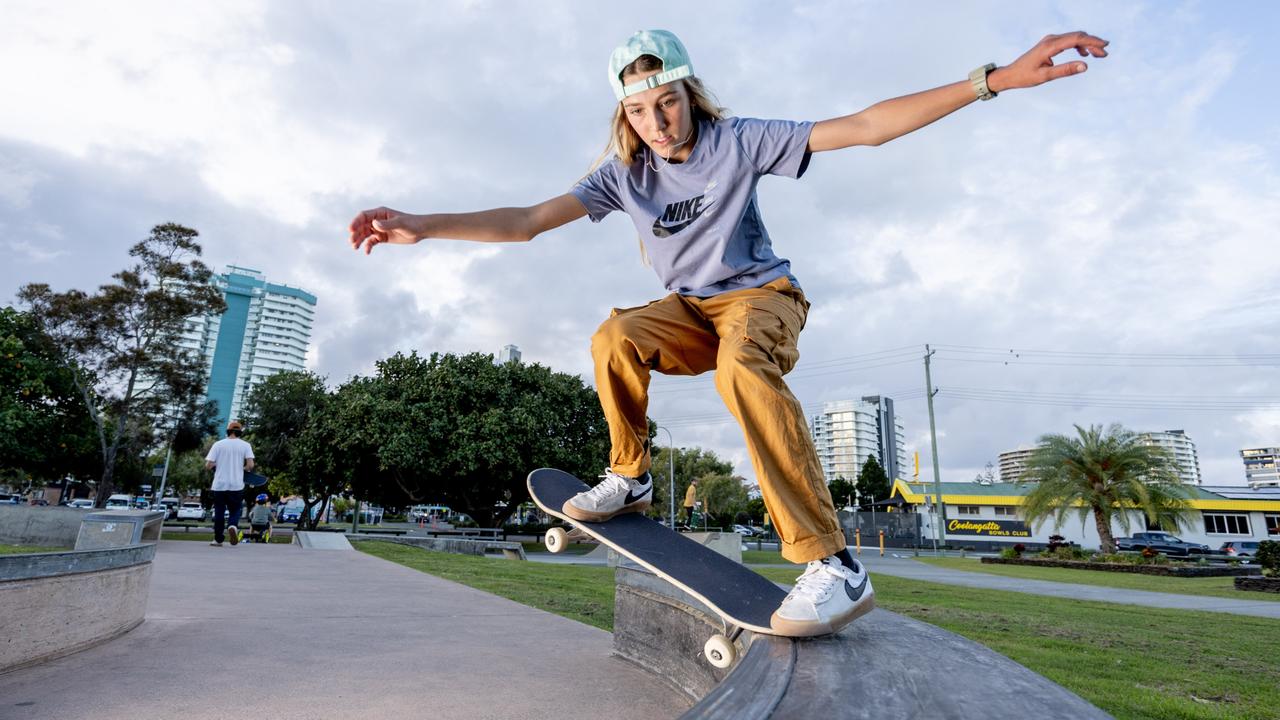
[787,560,845,604]
[583,472,630,503]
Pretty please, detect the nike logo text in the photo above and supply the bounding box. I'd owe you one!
[652,194,707,238]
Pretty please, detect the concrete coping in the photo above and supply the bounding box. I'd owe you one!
[0,543,157,582]
[612,566,1113,720]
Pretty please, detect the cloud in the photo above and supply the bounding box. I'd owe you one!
[1,1,1277,487]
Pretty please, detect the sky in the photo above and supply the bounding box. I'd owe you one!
[2,0,1277,488]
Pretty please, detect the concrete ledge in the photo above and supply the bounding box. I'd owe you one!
[0,546,154,673]
[613,566,1113,720]
[0,505,92,546]
[353,536,527,560]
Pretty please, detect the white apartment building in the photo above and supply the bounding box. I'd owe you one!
[998,447,1037,483]
[1242,447,1280,489]
[1140,430,1201,486]
[178,266,317,433]
[809,396,907,485]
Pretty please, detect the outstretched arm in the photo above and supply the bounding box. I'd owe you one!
[808,31,1109,152]
[349,194,588,254]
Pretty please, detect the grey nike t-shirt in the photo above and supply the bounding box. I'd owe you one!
[571,116,814,297]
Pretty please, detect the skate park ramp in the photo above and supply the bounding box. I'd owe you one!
[614,566,1112,720]
[293,531,353,550]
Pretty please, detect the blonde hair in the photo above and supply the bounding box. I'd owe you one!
[591,54,728,170]
[586,55,728,265]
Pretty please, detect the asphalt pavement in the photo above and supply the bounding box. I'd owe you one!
[0,539,689,720]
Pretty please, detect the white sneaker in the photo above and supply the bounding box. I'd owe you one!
[563,469,652,522]
[770,556,875,637]
[209,541,223,547]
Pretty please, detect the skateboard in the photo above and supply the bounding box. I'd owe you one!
[527,468,787,669]
[243,471,268,488]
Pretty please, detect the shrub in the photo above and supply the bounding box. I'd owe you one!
[1257,540,1280,577]
[1013,543,1026,556]
[999,546,1021,560]
[1052,545,1089,561]
[1047,534,1069,552]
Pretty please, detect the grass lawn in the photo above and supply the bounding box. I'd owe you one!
[0,544,71,554]
[359,541,1280,720]
[915,556,1280,603]
[358,541,616,630]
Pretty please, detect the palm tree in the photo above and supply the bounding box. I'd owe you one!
[1020,424,1194,553]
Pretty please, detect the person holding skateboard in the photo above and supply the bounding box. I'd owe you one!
[350,29,1108,635]
[205,420,256,547]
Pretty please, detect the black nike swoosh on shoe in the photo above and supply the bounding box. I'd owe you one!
[844,575,869,603]
[652,212,704,238]
[625,484,652,505]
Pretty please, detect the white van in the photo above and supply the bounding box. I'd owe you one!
[105,494,132,509]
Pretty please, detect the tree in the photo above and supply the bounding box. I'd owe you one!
[856,455,891,504]
[1020,423,1194,553]
[242,370,337,529]
[365,352,609,527]
[828,475,856,509]
[973,461,997,485]
[650,446,734,521]
[0,307,98,485]
[695,473,750,526]
[19,224,226,505]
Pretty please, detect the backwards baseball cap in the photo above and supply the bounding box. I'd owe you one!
[608,29,693,102]
[226,420,243,432]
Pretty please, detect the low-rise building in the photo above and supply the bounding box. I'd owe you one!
[891,480,1280,550]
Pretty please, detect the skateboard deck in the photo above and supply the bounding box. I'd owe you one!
[528,468,787,636]
[243,472,268,488]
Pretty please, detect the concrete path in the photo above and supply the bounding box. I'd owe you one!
[0,540,689,720]
[527,550,1280,619]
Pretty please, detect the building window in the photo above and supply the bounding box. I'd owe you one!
[955,505,980,516]
[993,506,1017,517]
[1203,514,1251,535]
[1266,515,1280,536]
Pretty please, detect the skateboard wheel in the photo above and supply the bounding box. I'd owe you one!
[545,527,569,554]
[703,634,736,669]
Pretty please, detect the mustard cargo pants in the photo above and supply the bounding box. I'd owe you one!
[590,277,845,563]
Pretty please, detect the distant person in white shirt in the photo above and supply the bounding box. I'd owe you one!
[205,420,255,547]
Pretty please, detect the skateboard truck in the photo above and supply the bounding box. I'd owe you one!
[548,521,743,668]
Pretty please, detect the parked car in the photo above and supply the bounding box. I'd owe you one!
[67,498,95,509]
[105,494,132,510]
[1115,531,1210,557]
[278,501,305,523]
[177,502,206,521]
[157,499,180,520]
[732,524,755,537]
[1219,541,1260,558]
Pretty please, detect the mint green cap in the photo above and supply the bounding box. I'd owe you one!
[609,29,693,102]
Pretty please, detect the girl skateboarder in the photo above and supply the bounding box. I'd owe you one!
[349,28,1108,636]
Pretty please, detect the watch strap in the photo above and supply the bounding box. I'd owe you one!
[969,63,998,101]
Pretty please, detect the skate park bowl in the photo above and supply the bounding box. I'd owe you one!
[612,566,1113,720]
[0,507,160,673]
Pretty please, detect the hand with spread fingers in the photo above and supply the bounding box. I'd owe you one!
[989,31,1110,93]
[348,206,423,255]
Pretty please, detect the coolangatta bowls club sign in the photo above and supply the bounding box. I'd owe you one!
[947,518,1031,537]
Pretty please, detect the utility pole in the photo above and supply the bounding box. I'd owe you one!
[924,344,947,551]
[656,426,676,529]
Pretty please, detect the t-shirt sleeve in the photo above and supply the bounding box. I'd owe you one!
[570,161,624,222]
[244,442,254,460]
[205,444,217,463]
[730,117,815,179]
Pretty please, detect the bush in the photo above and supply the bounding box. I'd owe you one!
[1013,543,1026,557]
[999,547,1021,560]
[1257,540,1280,577]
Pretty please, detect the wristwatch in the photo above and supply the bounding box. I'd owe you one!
[969,63,998,101]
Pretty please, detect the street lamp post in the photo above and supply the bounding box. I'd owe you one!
[655,425,676,529]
